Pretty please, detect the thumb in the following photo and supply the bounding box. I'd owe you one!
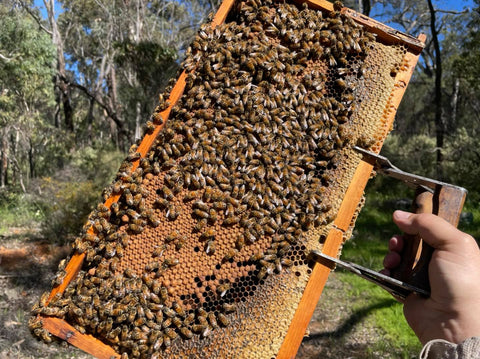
[392,210,474,253]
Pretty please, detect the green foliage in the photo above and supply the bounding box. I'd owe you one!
[0,3,56,187]
[341,188,423,357]
[35,146,124,243]
[0,190,43,234]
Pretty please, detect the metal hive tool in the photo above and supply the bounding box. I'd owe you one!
[30,0,425,358]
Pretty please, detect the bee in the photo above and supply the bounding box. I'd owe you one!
[217,313,230,327]
[184,312,195,326]
[160,286,169,301]
[235,234,245,250]
[163,306,176,319]
[145,120,156,134]
[128,223,143,234]
[52,270,66,287]
[34,328,52,343]
[152,335,164,351]
[257,266,268,280]
[127,151,141,161]
[180,327,193,339]
[166,206,180,220]
[223,248,238,262]
[192,324,207,334]
[152,245,166,258]
[183,191,197,202]
[163,258,179,268]
[154,198,169,209]
[222,303,236,313]
[223,216,240,226]
[175,236,185,250]
[172,301,186,317]
[165,231,180,243]
[205,240,215,255]
[208,312,219,329]
[145,261,160,272]
[216,283,230,297]
[193,208,209,219]
[199,227,215,241]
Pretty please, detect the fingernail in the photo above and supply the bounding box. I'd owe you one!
[394,210,411,220]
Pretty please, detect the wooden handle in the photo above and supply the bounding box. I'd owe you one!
[391,185,467,293]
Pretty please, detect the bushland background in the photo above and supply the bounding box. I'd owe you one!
[0,0,479,357]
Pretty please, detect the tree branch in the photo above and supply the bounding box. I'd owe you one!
[0,53,14,62]
[19,1,53,36]
[59,75,125,133]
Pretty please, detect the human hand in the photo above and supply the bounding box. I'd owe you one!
[382,210,480,345]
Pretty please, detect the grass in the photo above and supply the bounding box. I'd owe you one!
[0,191,43,235]
[336,183,480,357]
[337,187,423,358]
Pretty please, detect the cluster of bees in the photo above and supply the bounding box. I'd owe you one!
[31,0,375,357]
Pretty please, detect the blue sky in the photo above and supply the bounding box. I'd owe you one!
[35,0,476,20]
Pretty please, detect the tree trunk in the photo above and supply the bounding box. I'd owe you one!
[0,128,8,188]
[28,138,35,180]
[44,0,74,132]
[358,0,370,16]
[135,101,142,140]
[427,0,445,179]
[449,77,460,133]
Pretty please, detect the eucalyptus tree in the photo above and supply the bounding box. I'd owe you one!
[0,3,56,190]
[370,0,471,180]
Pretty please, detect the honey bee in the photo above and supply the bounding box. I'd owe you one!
[193,208,209,219]
[175,236,185,250]
[163,257,180,269]
[207,312,219,329]
[172,301,186,317]
[183,191,197,202]
[165,231,180,243]
[216,283,230,297]
[127,152,141,162]
[128,223,143,234]
[166,206,180,220]
[257,266,268,280]
[192,324,207,334]
[152,244,166,258]
[34,328,53,343]
[217,313,230,327]
[180,327,193,339]
[152,335,164,351]
[205,240,215,255]
[223,248,238,262]
[154,198,169,209]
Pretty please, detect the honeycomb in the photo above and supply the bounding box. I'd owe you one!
[31,0,413,357]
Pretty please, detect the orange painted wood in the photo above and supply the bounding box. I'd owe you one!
[275,228,344,357]
[276,163,374,359]
[47,252,85,302]
[42,317,120,359]
[342,8,425,53]
[333,161,375,232]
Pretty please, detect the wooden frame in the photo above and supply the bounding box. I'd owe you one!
[35,0,426,357]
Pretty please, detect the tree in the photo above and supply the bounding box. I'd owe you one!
[371,0,470,180]
[0,2,56,190]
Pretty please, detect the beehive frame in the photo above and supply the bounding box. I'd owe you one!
[31,0,425,357]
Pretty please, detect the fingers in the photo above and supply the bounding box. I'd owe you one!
[383,251,402,269]
[388,235,403,252]
[392,210,476,252]
[382,235,403,274]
